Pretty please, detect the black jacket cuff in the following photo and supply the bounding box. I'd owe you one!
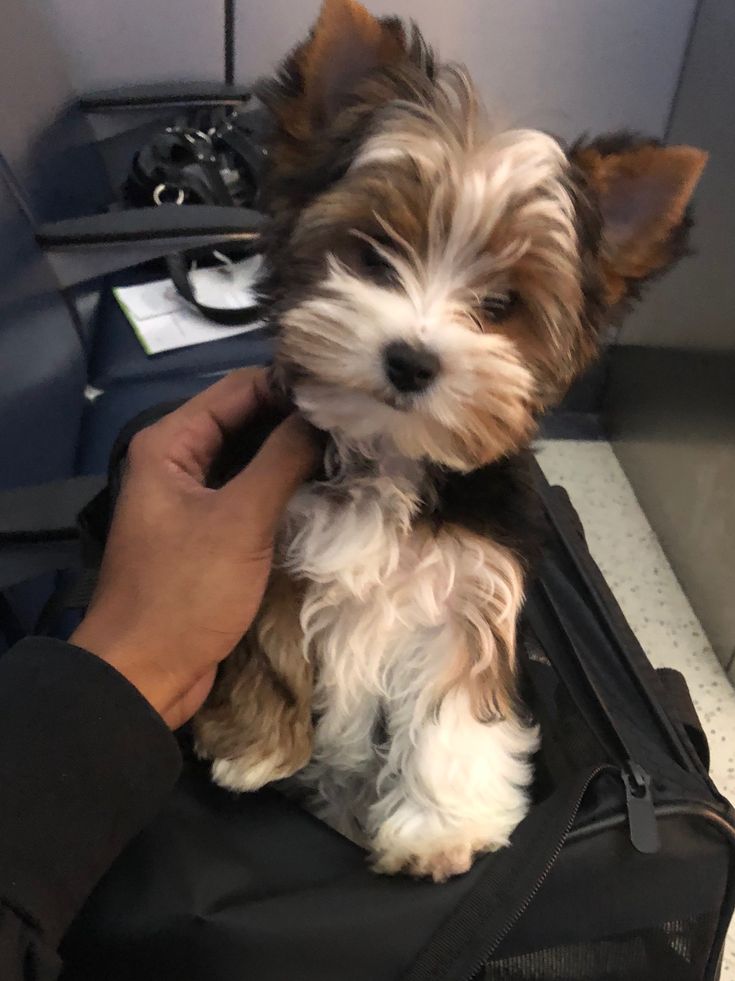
[0,638,182,944]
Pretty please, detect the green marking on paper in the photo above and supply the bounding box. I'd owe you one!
[113,287,153,355]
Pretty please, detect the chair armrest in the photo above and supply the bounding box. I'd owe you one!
[0,541,83,591]
[37,205,266,247]
[0,476,104,590]
[36,206,267,288]
[80,83,252,113]
[0,475,105,542]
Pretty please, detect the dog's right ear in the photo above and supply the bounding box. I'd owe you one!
[288,0,405,125]
[570,135,707,306]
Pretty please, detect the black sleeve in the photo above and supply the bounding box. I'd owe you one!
[0,638,182,981]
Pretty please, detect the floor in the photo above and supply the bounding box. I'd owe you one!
[539,439,735,976]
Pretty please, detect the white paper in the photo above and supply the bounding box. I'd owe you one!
[113,256,265,355]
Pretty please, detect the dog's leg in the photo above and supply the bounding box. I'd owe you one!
[367,533,539,881]
[295,686,384,844]
[194,572,313,791]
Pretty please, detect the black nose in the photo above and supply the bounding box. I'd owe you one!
[384,342,440,394]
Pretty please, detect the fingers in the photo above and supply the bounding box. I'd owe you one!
[128,368,277,483]
[152,368,274,441]
[222,414,321,535]
[178,367,273,426]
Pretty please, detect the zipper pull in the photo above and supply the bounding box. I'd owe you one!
[621,760,660,854]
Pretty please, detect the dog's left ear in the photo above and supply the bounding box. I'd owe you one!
[301,0,405,122]
[571,135,707,305]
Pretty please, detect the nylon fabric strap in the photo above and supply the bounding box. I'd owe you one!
[655,667,710,771]
[34,567,99,637]
[402,765,610,981]
[165,252,264,326]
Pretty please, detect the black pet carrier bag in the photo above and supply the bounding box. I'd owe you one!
[55,416,735,981]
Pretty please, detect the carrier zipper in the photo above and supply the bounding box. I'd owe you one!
[458,763,613,981]
[535,479,708,781]
[620,759,660,854]
[532,579,661,855]
[455,788,733,981]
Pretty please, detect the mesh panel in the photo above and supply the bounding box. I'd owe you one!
[482,914,717,981]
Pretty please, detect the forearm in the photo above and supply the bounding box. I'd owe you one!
[0,638,182,980]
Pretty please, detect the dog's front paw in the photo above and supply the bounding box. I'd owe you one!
[209,744,309,793]
[373,838,478,882]
[194,694,313,794]
[370,808,505,882]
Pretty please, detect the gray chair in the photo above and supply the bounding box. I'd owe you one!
[0,162,268,644]
[0,0,273,386]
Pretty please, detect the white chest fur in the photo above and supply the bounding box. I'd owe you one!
[276,455,537,870]
[280,461,427,762]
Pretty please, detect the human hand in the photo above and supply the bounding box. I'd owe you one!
[70,368,318,729]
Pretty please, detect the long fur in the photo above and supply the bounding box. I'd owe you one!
[195,0,705,881]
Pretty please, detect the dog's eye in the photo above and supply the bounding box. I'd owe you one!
[359,240,396,285]
[482,291,520,322]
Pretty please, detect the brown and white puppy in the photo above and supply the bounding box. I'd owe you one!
[195,0,706,881]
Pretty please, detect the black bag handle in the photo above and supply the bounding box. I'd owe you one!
[528,456,712,785]
[165,251,266,327]
[125,100,271,327]
[655,667,710,771]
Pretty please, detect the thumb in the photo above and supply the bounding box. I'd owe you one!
[222,414,320,533]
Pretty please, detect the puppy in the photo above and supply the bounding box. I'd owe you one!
[195,0,706,881]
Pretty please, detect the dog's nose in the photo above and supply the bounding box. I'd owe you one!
[384,341,440,394]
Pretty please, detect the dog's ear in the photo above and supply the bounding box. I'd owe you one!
[299,0,405,122]
[571,135,707,305]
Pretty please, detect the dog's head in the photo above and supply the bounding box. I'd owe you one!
[260,0,706,471]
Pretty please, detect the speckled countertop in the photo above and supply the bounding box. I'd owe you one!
[538,439,735,976]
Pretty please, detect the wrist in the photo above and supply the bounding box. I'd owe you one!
[70,616,189,727]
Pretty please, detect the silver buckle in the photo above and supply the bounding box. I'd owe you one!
[153,183,185,206]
